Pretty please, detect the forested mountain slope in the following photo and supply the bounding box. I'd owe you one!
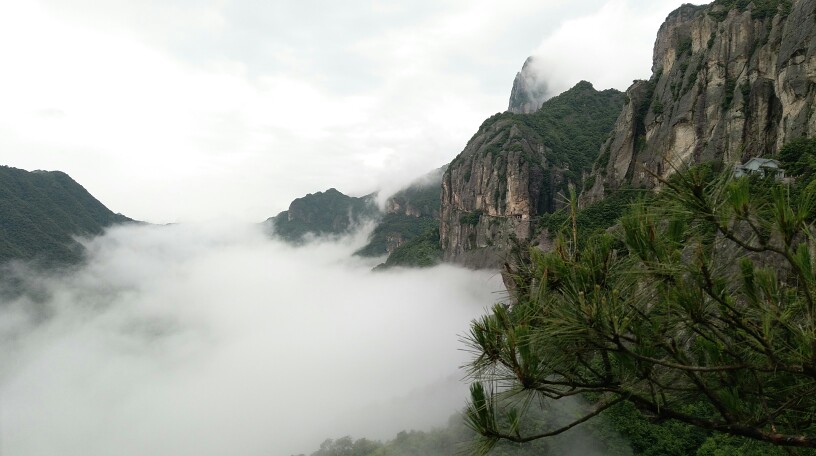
[0,166,131,265]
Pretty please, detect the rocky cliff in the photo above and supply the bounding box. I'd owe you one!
[508,56,550,114]
[441,82,625,268]
[355,168,444,258]
[584,0,816,201]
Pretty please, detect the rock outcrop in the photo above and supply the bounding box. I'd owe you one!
[508,56,550,114]
[584,0,816,202]
[441,82,625,268]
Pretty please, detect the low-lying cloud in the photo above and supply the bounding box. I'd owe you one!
[0,223,502,456]
[527,0,685,96]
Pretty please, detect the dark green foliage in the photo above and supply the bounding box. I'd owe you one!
[696,433,793,455]
[632,77,659,159]
[740,80,752,116]
[777,137,816,180]
[305,405,632,456]
[0,166,131,266]
[477,112,507,136]
[514,81,625,177]
[378,227,442,269]
[721,76,737,110]
[597,145,612,171]
[684,62,699,93]
[710,0,792,20]
[537,187,644,243]
[604,399,795,455]
[465,162,816,452]
[447,82,624,227]
[708,9,728,21]
[388,179,442,218]
[677,37,693,57]
[603,402,708,456]
[458,81,624,204]
[583,175,596,191]
[460,210,484,226]
[356,172,443,259]
[776,137,816,219]
[268,188,379,243]
[355,215,438,257]
[304,436,383,456]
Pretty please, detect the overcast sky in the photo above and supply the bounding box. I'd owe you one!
[1,0,692,223]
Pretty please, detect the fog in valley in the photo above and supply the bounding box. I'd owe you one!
[0,223,502,456]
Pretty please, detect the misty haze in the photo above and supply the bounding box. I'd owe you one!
[0,223,501,455]
[6,0,813,455]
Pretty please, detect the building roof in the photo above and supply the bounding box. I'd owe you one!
[742,158,781,169]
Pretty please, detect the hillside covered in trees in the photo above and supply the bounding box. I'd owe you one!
[0,166,132,266]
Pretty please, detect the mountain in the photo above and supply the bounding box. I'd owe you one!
[268,169,445,269]
[355,167,444,266]
[0,166,131,266]
[265,188,379,243]
[583,0,815,202]
[508,56,550,114]
[440,81,626,268]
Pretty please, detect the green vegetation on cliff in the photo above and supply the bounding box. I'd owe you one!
[356,169,443,259]
[709,0,791,21]
[267,188,378,243]
[355,215,438,258]
[0,166,131,265]
[466,157,816,452]
[376,227,442,269]
[472,81,626,184]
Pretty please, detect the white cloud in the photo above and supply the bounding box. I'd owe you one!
[0,223,503,455]
[0,0,689,223]
[530,0,687,95]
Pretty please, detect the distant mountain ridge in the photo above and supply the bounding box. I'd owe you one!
[0,166,132,266]
[265,188,378,243]
[268,168,445,269]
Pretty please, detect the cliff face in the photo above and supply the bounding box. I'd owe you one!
[440,120,548,268]
[508,56,550,114]
[355,168,443,258]
[441,82,625,268]
[585,0,816,201]
[384,167,444,219]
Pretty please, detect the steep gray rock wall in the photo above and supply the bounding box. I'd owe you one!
[441,82,625,268]
[585,0,816,202]
[440,120,551,268]
[508,57,550,114]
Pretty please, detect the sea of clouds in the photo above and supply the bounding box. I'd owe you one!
[0,222,503,455]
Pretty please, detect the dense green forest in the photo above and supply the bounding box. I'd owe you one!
[374,226,443,269]
[0,166,131,266]
[467,81,626,188]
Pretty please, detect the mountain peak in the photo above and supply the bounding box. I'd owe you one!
[507,56,550,114]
